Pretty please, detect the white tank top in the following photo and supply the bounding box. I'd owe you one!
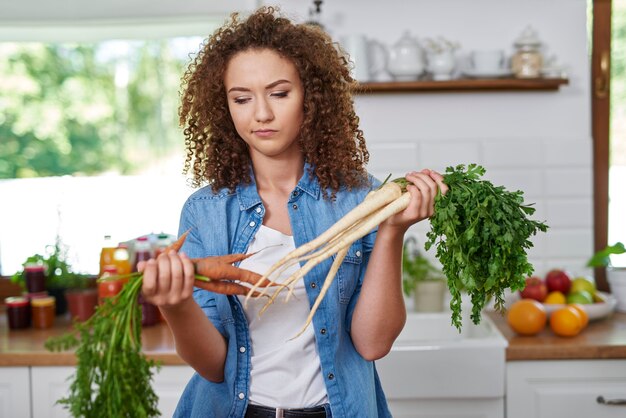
[236,225,329,409]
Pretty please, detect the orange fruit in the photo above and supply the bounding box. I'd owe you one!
[549,306,584,337]
[507,299,547,335]
[568,303,589,328]
[544,291,566,305]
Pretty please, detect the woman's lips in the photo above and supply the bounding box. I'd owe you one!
[254,129,277,138]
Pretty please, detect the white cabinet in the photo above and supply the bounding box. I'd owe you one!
[387,398,503,418]
[30,365,194,418]
[0,367,31,418]
[507,360,626,418]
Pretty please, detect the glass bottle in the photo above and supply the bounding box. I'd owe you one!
[99,235,117,276]
[112,243,132,275]
[132,236,153,273]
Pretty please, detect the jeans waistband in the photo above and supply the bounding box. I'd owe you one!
[245,403,328,418]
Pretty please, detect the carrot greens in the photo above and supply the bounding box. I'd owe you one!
[425,164,548,329]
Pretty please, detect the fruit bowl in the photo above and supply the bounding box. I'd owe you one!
[542,291,617,320]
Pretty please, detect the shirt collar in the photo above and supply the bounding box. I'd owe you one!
[236,162,321,211]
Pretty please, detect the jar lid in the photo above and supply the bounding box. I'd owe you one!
[24,291,49,300]
[31,296,55,307]
[5,296,29,307]
[25,263,45,272]
[514,26,542,48]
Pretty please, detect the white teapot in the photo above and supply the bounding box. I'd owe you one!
[387,31,425,81]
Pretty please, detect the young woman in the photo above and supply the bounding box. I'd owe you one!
[140,7,447,418]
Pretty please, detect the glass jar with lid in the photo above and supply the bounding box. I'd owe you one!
[511,26,544,79]
[31,296,56,329]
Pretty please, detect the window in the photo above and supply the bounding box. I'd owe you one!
[0,19,221,275]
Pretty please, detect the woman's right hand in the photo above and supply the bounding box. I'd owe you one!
[139,251,196,309]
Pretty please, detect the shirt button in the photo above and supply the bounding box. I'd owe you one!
[292,191,298,197]
[292,204,298,210]
[256,207,262,213]
[310,282,317,288]
[320,328,327,335]
[328,373,335,380]
[355,250,361,257]
[238,392,245,400]
[249,221,256,227]
[239,346,246,353]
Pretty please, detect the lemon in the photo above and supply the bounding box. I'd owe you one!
[544,291,566,304]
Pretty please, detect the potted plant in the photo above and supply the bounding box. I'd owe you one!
[587,242,626,312]
[11,236,94,316]
[402,236,447,312]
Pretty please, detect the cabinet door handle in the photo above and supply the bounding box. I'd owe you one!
[597,395,626,406]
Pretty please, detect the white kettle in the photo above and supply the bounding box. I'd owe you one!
[387,31,425,81]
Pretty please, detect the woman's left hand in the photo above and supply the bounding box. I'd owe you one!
[381,169,448,232]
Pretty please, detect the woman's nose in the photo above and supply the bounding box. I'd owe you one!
[254,98,274,122]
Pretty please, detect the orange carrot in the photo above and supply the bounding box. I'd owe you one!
[193,279,266,298]
[193,258,272,287]
[191,252,254,265]
[164,229,191,253]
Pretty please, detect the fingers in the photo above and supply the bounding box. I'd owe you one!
[405,171,437,219]
[141,252,194,307]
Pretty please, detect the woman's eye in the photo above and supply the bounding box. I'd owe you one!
[271,91,288,98]
[233,97,250,104]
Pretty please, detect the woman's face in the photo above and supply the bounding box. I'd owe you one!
[224,48,305,162]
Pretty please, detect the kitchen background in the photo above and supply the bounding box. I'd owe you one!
[0,0,610,283]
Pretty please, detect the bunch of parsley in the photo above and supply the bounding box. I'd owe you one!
[425,164,548,330]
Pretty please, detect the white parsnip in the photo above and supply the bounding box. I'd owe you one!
[258,191,411,318]
[245,182,403,302]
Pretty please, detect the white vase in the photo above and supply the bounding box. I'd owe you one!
[607,267,626,312]
[427,51,456,80]
[413,280,446,312]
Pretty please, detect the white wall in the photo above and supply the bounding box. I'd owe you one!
[267,0,593,278]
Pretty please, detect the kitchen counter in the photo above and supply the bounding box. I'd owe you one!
[487,310,626,361]
[2,311,626,366]
[0,313,184,366]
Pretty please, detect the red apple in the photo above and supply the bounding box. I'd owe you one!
[519,276,548,302]
[545,269,572,294]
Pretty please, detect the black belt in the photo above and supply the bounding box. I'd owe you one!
[245,403,328,418]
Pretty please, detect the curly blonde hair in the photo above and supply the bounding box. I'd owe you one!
[179,6,369,198]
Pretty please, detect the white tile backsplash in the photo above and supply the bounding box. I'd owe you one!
[367,142,418,173]
[418,141,482,172]
[544,139,592,166]
[543,229,594,258]
[545,168,593,197]
[482,168,544,198]
[482,140,544,167]
[545,198,593,228]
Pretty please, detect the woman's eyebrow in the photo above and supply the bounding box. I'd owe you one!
[227,79,292,93]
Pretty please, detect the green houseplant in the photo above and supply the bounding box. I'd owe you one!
[587,242,626,312]
[11,237,93,315]
[402,236,446,312]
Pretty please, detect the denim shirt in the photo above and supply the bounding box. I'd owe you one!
[173,166,391,418]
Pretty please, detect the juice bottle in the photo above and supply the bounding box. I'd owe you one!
[132,236,153,273]
[98,265,124,305]
[153,233,172,258]
[99,235,117,276]
[112,243,132,275]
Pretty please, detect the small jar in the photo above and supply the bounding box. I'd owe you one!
[31,296,56,329]
[98,265,124,305]
[5,297,31,329]
[511,26,544,79]
[25,263,47,293]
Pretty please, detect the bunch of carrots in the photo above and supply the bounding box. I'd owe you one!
[45,231,272,418]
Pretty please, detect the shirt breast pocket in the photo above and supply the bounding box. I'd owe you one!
[336,239,364,304]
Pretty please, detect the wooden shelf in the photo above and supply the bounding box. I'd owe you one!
[355,77,569,93]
